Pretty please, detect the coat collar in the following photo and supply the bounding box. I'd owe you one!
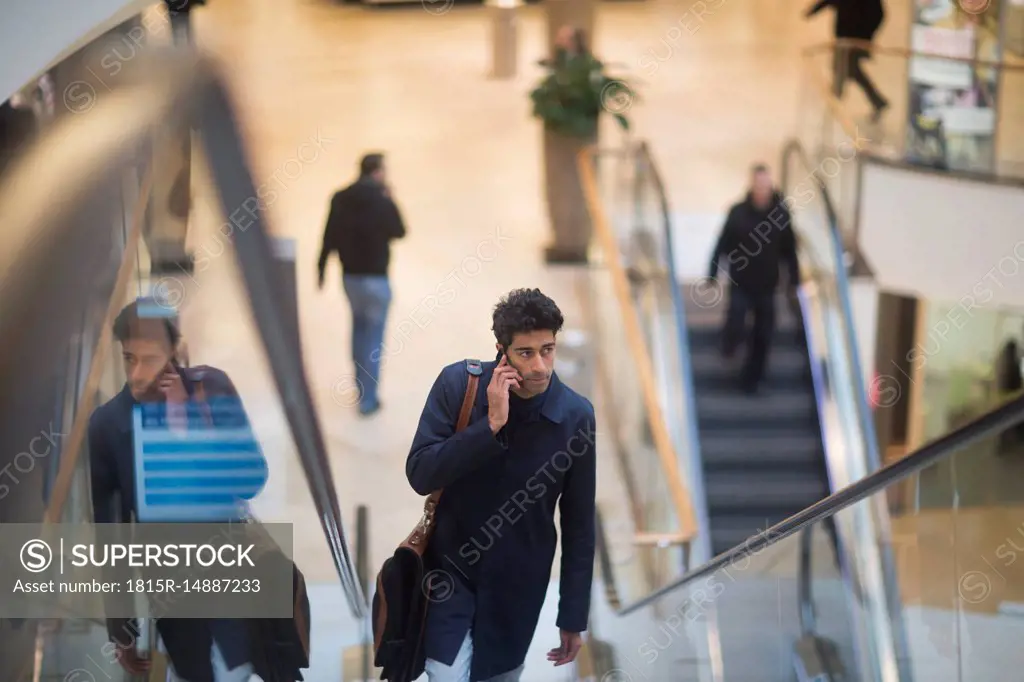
[475,361,566,424]
[115,384,137,433]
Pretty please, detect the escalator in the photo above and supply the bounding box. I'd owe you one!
[684,283,830,556]
[577,138,1024,682]
[578,136,880,561]
[680,140,871,557]
[577,140,902,681]
[584,390,1024,682]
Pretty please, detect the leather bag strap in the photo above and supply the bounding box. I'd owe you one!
[429,359,482,506]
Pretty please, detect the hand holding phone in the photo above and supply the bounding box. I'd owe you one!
[158,361,189,404]
[486,353,521,434]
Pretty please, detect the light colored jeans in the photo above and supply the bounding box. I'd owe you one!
[424,631,523,682]
[342,274,392,413]
[167,639,255,682]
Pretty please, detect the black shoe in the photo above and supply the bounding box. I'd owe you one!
[871,101,889,123]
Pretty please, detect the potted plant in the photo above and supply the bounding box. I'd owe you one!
[530,42,634,264]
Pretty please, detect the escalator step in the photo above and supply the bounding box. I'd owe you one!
[696,391,817,424]
[700,432,822,467]
[690,346,809,378]
[705,470,829,509]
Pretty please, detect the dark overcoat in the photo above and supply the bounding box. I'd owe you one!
[406,358,597,681]
[88,365,300,682]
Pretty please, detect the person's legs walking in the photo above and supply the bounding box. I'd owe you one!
[849,48,888,113]
[343,275,372,406]
[742,292,776,392]
[169,6,194,47]
[721,285,750,359]
[425,631,473,682]
[832,46,850,100]
[343,275,391,414]
[360,277,391,413]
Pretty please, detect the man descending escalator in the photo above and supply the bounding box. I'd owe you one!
[707,164,800,394]
[88,300,306,682]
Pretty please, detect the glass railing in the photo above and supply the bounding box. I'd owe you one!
[904,298,1024,455]
[781,138,912,682]
[633,142,708,566]
[0,47,367,681]
[586,387,1024,681]
[575,136,905,680]
[781,139,883,479]
[806,39,1024,179]
[798,39,1024,241]
[577,144,700,606]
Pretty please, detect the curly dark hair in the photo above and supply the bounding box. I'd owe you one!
[113,300,181,349]
[492,288,564,348]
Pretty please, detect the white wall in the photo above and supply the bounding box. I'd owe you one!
[0,0,152,100]
[858,161,1024,311]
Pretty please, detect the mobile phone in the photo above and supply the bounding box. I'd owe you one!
[496,348,523,385]
[168,358,195,398]
[142,358,186,402]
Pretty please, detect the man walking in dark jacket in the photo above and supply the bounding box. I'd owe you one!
[708,164,800,394]
[806,0,888,121]
[317,152,407,416]
[407,288,597,681]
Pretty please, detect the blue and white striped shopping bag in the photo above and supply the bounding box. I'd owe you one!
[132,399,268,522]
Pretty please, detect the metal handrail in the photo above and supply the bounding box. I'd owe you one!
[634,142,708,561]
[617,390,1024,614]
[598,134,1024,616]
[781,138,882,469]
[578,145,699,542]
[782,139,868,665]
[0,48,368,619]
[43,169,153,524]
[804,37,1024,71]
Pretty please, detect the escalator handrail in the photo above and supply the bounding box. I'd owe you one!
[1,51,367,619]
[781,138,882,472]
[43,170,153,523]
[577,145,699,541]
[617,390,1024,614]
[783,138,913,682]
[635,141,705,551]
[195,62,366,617]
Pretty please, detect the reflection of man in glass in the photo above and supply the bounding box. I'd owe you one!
[87,300,295,682]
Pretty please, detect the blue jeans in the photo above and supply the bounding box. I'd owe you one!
[343,275,392,412]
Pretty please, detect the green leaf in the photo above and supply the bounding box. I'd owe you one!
[529,53,634,137]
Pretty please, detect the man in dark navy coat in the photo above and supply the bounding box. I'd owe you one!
[88,300,294,682]
[406,288,597,682]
